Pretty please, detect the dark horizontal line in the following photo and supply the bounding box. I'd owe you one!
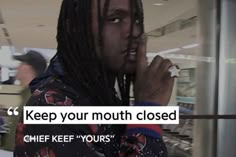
[180,114,236,119]
[0,93,20,95]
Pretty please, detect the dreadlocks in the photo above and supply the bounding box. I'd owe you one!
[56,0,144,106]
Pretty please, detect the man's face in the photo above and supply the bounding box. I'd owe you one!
[16,63,36,85]
[92,0,142,74]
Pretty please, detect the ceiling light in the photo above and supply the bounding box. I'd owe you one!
[153,3,164,6]
[147,53,215,63]
[182,43,199,49]
[157,48,181,55]
[147,48,181,57]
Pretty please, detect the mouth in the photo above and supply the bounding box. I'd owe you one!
[128,48,137,55]
[123,47,137,54]
[123,48,138,61]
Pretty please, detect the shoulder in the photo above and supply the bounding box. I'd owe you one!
[27,77,93,106]
[27,77,76,106]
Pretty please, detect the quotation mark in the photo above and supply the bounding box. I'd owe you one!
[7,107,19,116]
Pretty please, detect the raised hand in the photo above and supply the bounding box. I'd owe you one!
[134,35,175,106]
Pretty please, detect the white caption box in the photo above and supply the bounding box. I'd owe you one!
[23,106,179,124]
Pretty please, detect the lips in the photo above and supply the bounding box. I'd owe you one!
[123,47,137,54]
[124,48,138,61]
[129,48,137,54]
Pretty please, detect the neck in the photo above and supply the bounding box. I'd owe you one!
[21,78,32,88]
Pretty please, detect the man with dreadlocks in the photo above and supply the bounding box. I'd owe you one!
[14,0,175,156]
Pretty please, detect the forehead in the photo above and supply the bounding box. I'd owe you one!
[97,0,131,11]
[18,62,31,68]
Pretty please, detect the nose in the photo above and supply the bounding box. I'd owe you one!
[124,19,142,40]
[132,23,142,38]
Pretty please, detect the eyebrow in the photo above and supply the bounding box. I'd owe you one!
[107,8,130,16]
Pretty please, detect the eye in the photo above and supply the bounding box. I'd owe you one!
[108,17,121,24]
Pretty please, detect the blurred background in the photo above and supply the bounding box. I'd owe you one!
[0,0,236,157]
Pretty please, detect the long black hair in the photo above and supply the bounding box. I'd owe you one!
[56,0,144,106]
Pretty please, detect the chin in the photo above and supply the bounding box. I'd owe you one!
[108,60,137,75]
[120,62,136,74]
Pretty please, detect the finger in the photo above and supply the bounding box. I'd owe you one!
[158,59,173,78]
[147,55,163,75]
[136,34,148,78]
[159,59,173,73]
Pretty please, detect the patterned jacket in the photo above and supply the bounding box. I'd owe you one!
[14,76,168,157]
